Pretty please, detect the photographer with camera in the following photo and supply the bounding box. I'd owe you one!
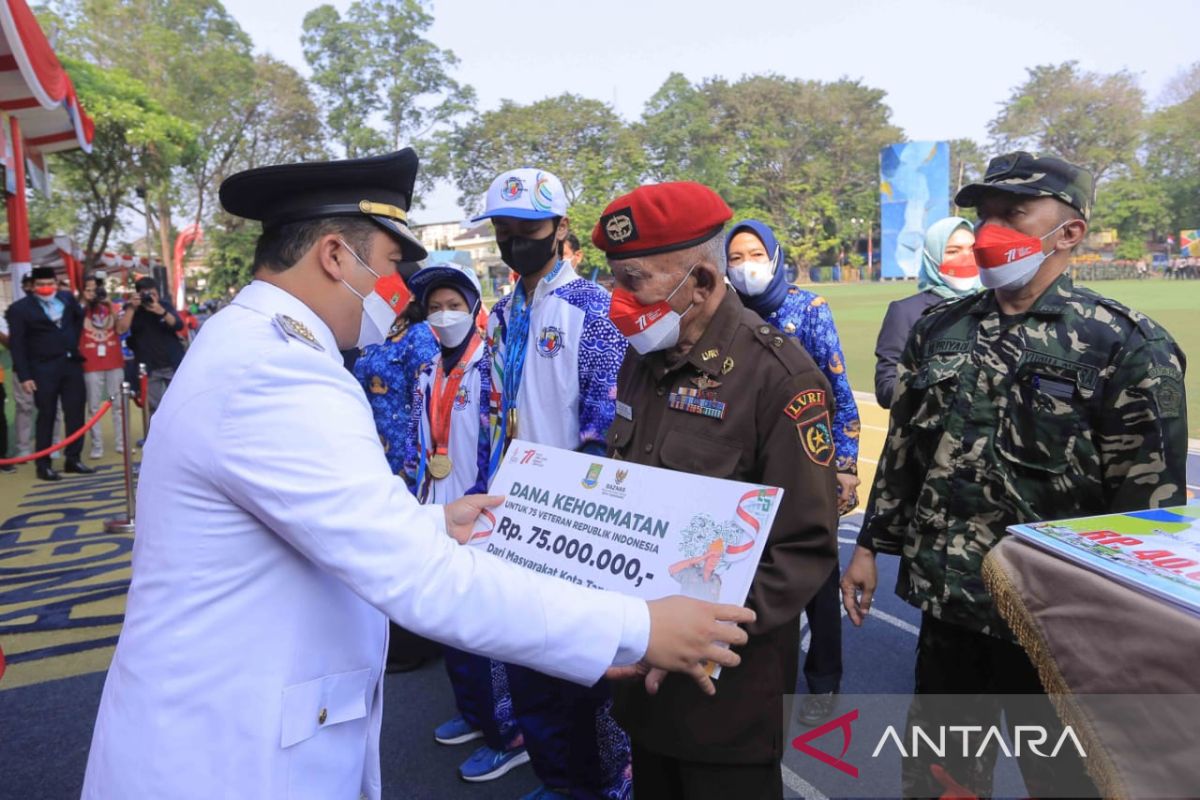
[80,275,125,458]
[116,277,185,415]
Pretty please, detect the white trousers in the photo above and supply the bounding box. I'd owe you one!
[84,368,125,453]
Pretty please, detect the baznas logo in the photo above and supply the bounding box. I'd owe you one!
[615,469,628,485]
[582,463,603,489]
[501,176,524,201]
[537,326,564,357]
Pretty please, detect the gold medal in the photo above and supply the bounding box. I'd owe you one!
[508,408,519,440]
[428,453,453,480]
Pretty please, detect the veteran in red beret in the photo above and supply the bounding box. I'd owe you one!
[595,182,840,799]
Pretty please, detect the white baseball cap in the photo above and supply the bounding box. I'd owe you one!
[471,167,567,222]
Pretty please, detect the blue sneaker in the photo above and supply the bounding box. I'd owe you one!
[433,715,483,745]
[517,786,570,799]
[458,744,530,782]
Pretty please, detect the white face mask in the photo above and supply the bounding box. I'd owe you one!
[975,222,1067,292]
[943,274,981,293]
[338,238,397,349]
[727,254,776,297]
[427,309,475,348]
[608,264,697,355]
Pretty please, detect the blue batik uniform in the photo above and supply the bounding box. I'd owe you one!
[353,319,439,483]
[487,261,632,799]
[763,287,860,475]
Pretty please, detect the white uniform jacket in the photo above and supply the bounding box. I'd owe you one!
[486,262,625,469]
[82,281,648,800]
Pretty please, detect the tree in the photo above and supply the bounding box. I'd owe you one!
[637,74,902,268]
[1089,171,1171,259]
[637,72,733,191]
[202,56,329,296]
[1145,63,1200,237]
[302,0,473,174]
[51,0,258,271]
[433,94,644,272]
[45,57,195,268]
[949,137,988,209]
[988,61,1144,182]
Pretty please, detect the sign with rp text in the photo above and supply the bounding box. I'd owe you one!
[471,440,783,608]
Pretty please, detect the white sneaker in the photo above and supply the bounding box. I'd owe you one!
[90,449,104,460]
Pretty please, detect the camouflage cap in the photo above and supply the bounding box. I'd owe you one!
[955,151,1095,221]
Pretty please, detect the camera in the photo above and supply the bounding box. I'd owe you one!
[140,292,154,306]
[95,287,108,301]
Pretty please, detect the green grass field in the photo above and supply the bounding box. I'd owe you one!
[813,278,1200,438]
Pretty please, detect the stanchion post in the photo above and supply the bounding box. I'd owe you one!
[138,362,149,445]
[104,382,136,535]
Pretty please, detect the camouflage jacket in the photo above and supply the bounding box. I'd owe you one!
[859,273,1188,638]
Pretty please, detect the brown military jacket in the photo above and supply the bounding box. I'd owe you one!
[607,289,838,764]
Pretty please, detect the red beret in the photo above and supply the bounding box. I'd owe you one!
[591,182,733,260]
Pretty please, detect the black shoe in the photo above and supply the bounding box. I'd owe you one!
[0,465,15,474]
[37,466,63,481]
[798,691,838,727]
[64,460,97,474]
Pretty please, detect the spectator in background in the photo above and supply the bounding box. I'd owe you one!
[5,266,92,480]
[874,217,981,408]
[9,273,36,457]
[79,276,125,459]
[116,277,185,415]
[561,232,583,271]
[0,312,13,472]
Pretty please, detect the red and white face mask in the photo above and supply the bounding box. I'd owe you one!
[972,222,1066,291]
[937,251,980,293]
[608,264,696,355]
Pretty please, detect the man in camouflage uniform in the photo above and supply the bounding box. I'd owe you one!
[842,152,1188,798]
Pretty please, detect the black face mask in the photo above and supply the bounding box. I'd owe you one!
[499,228,559,277]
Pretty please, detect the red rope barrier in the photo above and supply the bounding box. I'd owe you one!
[130,371,149,409]
[0,400,113,465]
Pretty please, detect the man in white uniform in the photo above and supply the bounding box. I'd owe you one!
[81,150,755,800]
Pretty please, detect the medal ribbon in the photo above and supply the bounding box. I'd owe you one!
[428,336,482,461]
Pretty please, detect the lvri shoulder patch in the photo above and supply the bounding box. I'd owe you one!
[1156,379,1184,419]
[796,411,834,466]
[784,389,826,420]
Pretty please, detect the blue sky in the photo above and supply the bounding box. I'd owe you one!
[225,0,1198,222]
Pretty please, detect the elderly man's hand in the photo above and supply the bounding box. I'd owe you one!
[605,596,755,696]
[836,472,860,515]
[443,495,503,544]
